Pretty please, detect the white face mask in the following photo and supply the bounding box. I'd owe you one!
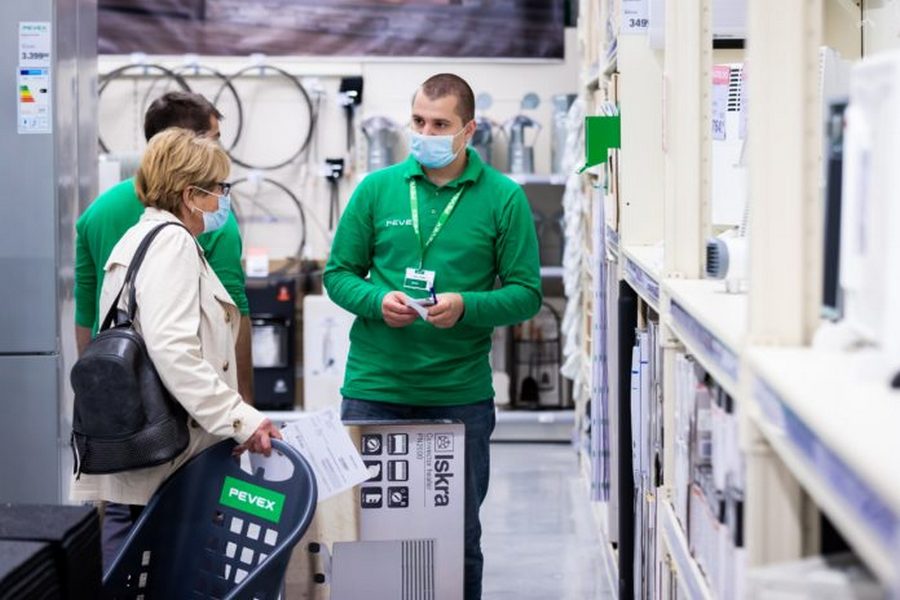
[189,186,231,233]
[408,125,469,169]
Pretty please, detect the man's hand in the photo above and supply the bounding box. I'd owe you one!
[233,418,282,457]
[427,293,465,329]
[382,291,418,328]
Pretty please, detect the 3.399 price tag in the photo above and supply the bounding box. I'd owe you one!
[19,22,51,68]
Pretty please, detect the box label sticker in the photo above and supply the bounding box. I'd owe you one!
[417,432,457,508]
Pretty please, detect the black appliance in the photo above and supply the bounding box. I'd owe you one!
[246,275,299,410]
[822,98,848,320]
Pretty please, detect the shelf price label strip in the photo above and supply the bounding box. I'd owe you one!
[624,256,660,308]
[670,300,739,388]
[753,376,900,576]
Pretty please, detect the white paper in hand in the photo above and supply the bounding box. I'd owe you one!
[405,296,435,320]
[279,408,370,502]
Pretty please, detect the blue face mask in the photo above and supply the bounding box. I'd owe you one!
[408,126,468,169]
[191,191,231,233]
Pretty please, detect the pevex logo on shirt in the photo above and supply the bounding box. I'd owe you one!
[384,218,413,228]
[219,476,285,523]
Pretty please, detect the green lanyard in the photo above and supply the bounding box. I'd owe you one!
[409,180,466,268]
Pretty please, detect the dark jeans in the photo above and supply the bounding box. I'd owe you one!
[341,397,496,600]
[100,502,144,573]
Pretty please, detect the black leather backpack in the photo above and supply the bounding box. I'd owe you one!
[71,222,195,477]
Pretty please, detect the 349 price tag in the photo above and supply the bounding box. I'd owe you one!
[621,0,650,34]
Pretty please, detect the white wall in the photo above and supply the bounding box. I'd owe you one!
[97,29,580,259]
[864,1,900,57]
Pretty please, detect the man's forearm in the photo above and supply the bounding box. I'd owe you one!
[75,325,92,357]
[236,315,255,405]
[460,283,542,328]
[323,270,386,321]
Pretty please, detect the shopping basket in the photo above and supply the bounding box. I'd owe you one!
[103,439,317,599]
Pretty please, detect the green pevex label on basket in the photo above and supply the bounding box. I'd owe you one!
[219,476,286,524]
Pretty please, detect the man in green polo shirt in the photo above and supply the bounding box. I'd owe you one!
[74,91,254,569]
[324,73,541,599]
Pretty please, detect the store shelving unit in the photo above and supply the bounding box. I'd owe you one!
[746,347,900,587]
[572,0,899,595]
[664,279,746,397]
[621,244,663,313]
[658,500,714,600]
[580,460,621,600]
[605,224,619,258]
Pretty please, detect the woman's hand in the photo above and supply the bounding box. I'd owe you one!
[232,418,282,457]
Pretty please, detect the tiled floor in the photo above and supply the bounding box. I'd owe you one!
[481,442,615,599]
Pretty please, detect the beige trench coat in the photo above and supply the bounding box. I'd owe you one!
[71,208,264,506]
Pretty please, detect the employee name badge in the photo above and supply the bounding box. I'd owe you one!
[403,268,435,292]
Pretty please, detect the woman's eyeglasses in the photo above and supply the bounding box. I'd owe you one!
[193,182,232,197]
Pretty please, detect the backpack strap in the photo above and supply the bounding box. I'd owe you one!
[98,221,196,331]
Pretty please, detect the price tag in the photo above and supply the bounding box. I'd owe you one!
[711,65,731,141]
[245,247,270,278]
[621,0,649,34]
[19,22,51,68]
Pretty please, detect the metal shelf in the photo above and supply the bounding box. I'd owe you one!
[540,266,564,278]
[506,173,568,186]
[621,244,663,312]
[492,408,575,442]
[746,347,900,589]
[663,279,747,398]
[659,500,714,600]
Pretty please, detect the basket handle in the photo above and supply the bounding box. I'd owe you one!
[223,440,318,600]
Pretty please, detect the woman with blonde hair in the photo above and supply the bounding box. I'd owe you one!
[71,127,280,536]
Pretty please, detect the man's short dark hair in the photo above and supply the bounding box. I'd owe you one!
[417,73,475,124]
[143,91,223,141]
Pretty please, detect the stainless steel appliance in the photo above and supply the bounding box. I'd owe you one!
[502,115,541,174]
[469,116,495,167]
[550,93,577,174]
[0,0,97,503]
[360,116,400,172]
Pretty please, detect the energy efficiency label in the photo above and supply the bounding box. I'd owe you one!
[18,22,51,135]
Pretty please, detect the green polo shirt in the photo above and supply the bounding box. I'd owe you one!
[324,149,542,406]
[74,178,249,333]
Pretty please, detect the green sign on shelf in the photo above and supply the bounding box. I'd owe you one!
[579,114,621,172]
